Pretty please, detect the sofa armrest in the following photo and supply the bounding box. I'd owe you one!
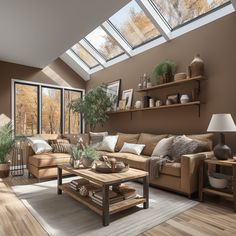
[180,151,213,195]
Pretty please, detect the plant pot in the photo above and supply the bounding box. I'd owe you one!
[82,158,93,168]
[0,161,11,178]
[72,160,81,169]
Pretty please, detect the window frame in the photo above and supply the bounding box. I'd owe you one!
[150,0,232,31]
[11,79,85,136]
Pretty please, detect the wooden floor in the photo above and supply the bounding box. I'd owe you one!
[1,171,236,236]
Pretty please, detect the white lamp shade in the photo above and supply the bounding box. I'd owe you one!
[207,114,236,132]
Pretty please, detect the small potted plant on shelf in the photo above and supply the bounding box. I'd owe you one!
[82,145,99,168]
[69,145,83,169]
[0,123,15,178]
[152,60,176,85]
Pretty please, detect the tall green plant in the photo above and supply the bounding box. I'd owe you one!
[69,86,116,131]
[0,123,15,164]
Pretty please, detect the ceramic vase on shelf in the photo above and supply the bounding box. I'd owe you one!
[188,54,204,78]
[180,94,190,104]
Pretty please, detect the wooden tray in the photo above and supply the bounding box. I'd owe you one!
[95,163,129,173]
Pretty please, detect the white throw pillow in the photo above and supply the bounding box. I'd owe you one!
[27,137,52,154]
[120,142,145,155]
[97,135,118,152]
[151,136,174,157]
[89,131,108,149]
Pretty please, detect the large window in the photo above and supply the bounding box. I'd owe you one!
[15,83,38,136]
[152,0,230,29]
[64,90,81,134]
[14,81,83,136]
[42,87,61,134]
[109,0,160,48]
[85,26,124,61]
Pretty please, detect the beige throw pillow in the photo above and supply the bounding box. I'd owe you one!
[151,136,174,157]
[137,133,168,156]
[27,137,52,154]
[97,135,118,152]
[120,142,145,155]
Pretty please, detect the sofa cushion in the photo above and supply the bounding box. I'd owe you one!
[29,153,71,167]
[138,133,168,156]
[115,133,140,152]
[160,163,181,177]
[152,136,174,157]
[97,135,118,152]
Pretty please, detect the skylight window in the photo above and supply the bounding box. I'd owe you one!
[152,0,230,29]
[71,43,99,69]
[109,0,161,48]
[85,26,124,61]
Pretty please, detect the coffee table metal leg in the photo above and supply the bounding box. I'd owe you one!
[143,175,149,209]
[57,166,62,195]
[102,185,110,226]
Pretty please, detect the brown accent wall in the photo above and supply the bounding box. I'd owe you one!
[86,12,236,153]
[0,58,85,118]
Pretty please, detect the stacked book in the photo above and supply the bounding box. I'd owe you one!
[113,184,137,200]
[69,178,90,191]
[89,189,124,206]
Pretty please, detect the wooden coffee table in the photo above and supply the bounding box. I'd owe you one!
[57,164,149,226]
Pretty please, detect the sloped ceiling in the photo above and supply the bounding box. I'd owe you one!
[0,0,129,68]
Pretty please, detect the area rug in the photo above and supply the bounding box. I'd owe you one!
[12,177,198,236]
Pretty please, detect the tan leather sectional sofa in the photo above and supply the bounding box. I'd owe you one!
[27,132,213,197]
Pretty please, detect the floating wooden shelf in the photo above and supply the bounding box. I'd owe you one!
[107,101,200,115]
[136,76,205,92]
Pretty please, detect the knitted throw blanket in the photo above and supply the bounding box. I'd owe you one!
[146,156,173,180]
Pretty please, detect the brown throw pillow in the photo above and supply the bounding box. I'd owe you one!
[137,133,168,156]
[51,143,70,153]
[48,138,70,146]
[115,133,140,152]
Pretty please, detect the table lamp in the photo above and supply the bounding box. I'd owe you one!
[207,114,236,160]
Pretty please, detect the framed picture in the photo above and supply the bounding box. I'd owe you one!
[106,79,121,111]
[118,99,126,110]
[122,89,133,109]
[167,93,180,104]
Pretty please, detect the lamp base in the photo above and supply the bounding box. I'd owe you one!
[213,143,231,160]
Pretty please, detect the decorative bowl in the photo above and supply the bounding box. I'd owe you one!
[208,173,228,189]
[95,162,129,173]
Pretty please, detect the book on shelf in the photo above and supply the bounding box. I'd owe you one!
[90,194,124,206]
[113,184,136,199]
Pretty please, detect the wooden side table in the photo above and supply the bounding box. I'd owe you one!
[199,158,236,211]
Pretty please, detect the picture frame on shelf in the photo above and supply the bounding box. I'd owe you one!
[118,99,126,110]
[166,93,179,104]
[122,89,133,110]
[106,79,121,111]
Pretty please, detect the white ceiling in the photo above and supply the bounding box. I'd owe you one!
[0,0,129,68]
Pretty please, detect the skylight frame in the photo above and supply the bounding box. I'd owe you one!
[71,43,100,70]
[150,0,232,31]
[63,0,235,78]
[108,0,162,50]
[84,26,126,62]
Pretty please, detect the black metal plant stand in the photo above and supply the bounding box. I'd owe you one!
[11,146,24,176]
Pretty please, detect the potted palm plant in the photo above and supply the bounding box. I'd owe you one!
[0,123,15,178]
